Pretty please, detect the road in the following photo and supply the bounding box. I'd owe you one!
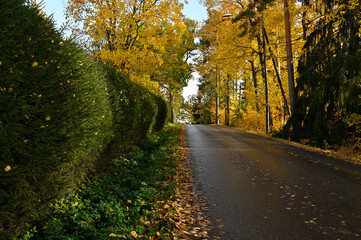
[185,125,361,240]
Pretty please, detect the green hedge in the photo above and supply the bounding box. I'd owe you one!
[0,1,114,237]
[0,1,168,238]
[105,68,160,146]
[153,95,170,132]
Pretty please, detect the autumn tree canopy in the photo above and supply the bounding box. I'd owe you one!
[191,0,361,147]
[66,0,191,89]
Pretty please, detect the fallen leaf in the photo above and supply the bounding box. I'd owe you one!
[130,230,138,238]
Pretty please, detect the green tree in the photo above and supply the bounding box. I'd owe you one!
[286,0,361,146]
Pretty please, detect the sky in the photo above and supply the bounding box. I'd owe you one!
[41,0,208,101]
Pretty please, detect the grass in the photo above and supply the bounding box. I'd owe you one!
[22,125,183,240]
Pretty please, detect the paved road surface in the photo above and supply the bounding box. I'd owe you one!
[185,125,361,240]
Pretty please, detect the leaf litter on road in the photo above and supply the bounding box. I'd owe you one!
[170,126,211,239]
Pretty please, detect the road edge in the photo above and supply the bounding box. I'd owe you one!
[213,124,361,166]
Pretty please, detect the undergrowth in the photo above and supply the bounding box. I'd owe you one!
[23,125,182,240]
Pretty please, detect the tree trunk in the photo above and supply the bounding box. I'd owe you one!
[301,1,308,41]
[250,60,260,112]
[225,74,230,126]
[262,16,270,134]
[169,91,176,123]
[284,0,295,114]
[216,66,220,125]
[264,29,291,116]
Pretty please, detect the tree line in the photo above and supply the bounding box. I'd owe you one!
[189,0,361,149]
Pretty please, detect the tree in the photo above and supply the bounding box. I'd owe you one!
[286,0,361,146]
[188,77,214,124]
[66,0,198,122]
[283,0,295,114]
[151,19,197,122]
[197,0,304,131]
[66,0,184,87]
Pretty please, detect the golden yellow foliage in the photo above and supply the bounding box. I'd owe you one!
[196,0,308,131]
[66,0,185,87]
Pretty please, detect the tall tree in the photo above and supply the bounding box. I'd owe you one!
[283,0,295,114]
[197,0,305,130]
[152,19,197,122]
[287,0,361,145]
[261,15,270,133]
[66,0,184,87]
[235,0,296,115]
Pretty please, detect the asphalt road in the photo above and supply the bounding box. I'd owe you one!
[185,125,361,240]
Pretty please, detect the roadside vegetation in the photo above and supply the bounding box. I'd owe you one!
[22,125,209,240]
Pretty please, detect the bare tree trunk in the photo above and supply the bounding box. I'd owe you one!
[301,11,308,40]
[169,91,176,123]
[225,74,230,126]
[250,59,260,112]
[234,79,237,101]
[284,0,295,114]
[239,80,243,104]
[261,16,270,134]
[216,66,219,125]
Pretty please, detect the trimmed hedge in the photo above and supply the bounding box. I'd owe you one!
[106,68,159,146]
[154,94,170,132]
[0,1,113,237]
[0,1,169,238]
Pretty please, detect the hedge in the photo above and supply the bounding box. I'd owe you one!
[153,94,170,132]
[105,68,159,147]
[0,1,169,238]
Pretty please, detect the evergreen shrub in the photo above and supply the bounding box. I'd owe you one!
[0,1,113,237]
[153,95,169,132]
[0,1,168,238]
[136,90,158,139]
[105,68,160,146]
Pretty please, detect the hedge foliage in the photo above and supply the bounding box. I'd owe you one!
[106,68,158,146]
[153,95,170,132]
[24,125,181,240]
[0,1,169,238]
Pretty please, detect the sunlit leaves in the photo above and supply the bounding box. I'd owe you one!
[195,0,307,128]
[66,0,185,88]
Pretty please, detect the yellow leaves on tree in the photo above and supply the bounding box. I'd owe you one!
[66,0,184,87]
[196,0,310,129]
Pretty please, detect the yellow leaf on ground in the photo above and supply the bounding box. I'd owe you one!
[131,231,138,238]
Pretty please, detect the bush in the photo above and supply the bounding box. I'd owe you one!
[0,1,169,238]
[24,125,182,240]
[0,1,113,237]
[153,95,169,132]
[105,68,160,146]
[232,106,265,132]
